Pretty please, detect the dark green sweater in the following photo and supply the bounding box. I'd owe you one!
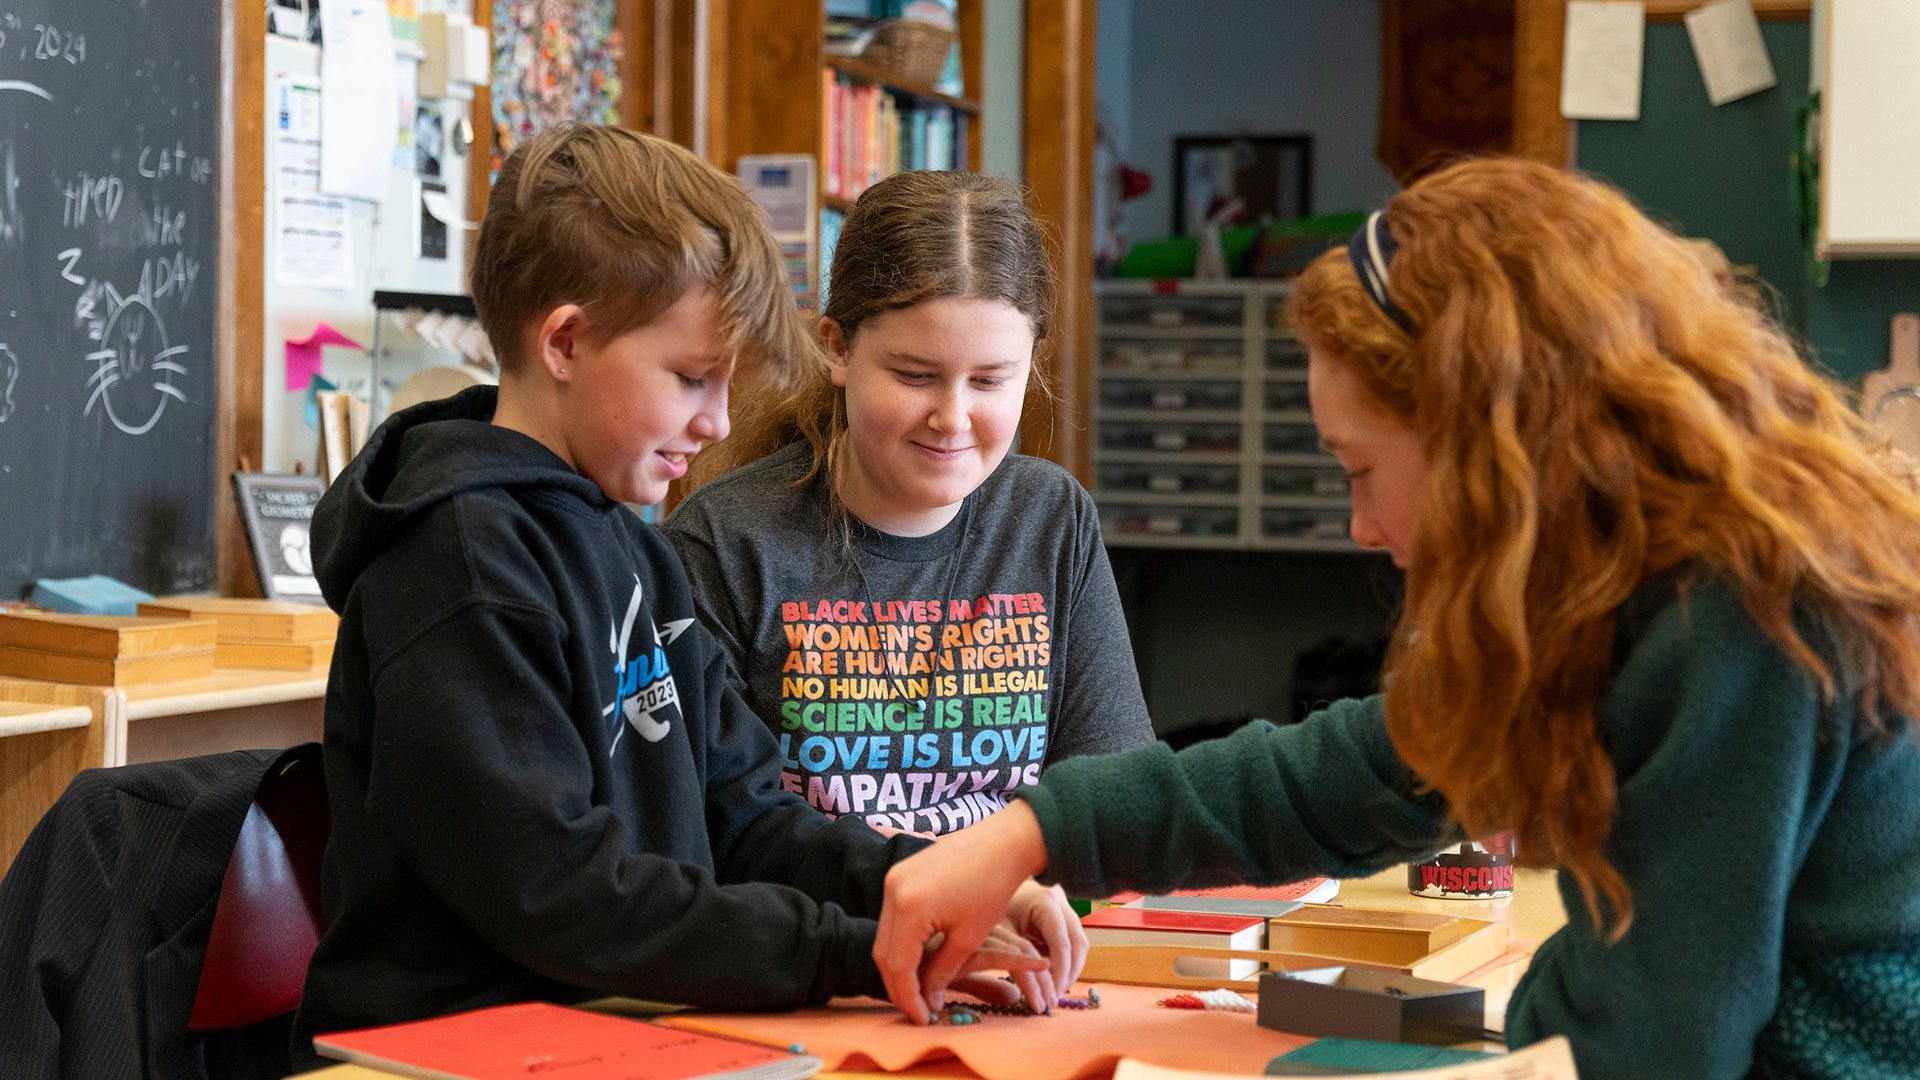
[1019,578,1920,1080]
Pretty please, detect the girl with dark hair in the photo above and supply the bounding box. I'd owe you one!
[665,170,1154,845]
[870,158,1920,1079]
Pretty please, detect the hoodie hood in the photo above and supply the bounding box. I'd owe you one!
[311,385,611,610]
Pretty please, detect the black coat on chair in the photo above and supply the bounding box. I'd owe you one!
[0,743,322,1080]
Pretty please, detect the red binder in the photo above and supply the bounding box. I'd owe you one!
[315,1001,821,1080]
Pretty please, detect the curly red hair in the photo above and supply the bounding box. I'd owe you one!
[1290,157,1920,936]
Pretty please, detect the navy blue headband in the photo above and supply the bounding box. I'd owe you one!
[1346,210,1413,334]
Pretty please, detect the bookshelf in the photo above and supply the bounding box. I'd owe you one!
[713,1,984,296]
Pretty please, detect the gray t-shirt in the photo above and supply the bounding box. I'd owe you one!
[665,441,1154,835]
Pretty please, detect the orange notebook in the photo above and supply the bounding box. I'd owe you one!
[314,1002,823,1080]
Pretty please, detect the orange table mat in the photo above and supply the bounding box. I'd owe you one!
[660,983,1311,1080]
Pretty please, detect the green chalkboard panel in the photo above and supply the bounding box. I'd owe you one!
[0,0,220,599]
[1577,20,1920,383]
[1576,21,1812,335]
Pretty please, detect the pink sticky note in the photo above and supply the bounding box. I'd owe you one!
[284,321,366,392]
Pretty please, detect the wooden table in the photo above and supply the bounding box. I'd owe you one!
[292,867,1570,1079]
[0,666,326,873]
[120,667,327,764]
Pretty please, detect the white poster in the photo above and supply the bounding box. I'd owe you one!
[1562,1,1646,122]
[1686,0,1778,106]
[318,0,399,202]
[273,73,355,291]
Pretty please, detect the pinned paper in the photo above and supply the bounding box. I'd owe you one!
[285,321,366,392]
[1562,1,1645,121]
[421,189,480,230]
[1685,0,1777,106]
[319,0,399,202]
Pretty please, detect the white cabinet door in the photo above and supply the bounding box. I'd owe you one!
[1821,0,1920,256]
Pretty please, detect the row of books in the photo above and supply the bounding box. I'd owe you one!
[818,207,844,308]
[821,73,970,200]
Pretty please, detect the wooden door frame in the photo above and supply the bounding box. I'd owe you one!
[217,0,267,596]
[1022,0,1097,482]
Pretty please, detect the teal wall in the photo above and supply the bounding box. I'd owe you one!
[1576,21,1917,382]
[1577,22,1812,336]
[1808,261,1920,380]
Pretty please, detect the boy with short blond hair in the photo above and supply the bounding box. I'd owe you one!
[292,125,1076,1056]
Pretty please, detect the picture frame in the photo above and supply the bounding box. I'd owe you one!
[232,472,328,605]
[1172,134,1314,235]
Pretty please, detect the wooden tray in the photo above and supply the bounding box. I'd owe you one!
[1080,905,1508,990]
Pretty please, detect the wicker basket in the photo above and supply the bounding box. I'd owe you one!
[858,18,956,89]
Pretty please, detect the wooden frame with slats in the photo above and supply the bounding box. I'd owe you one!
[1022,0,1096,480]
[217,0,267,596]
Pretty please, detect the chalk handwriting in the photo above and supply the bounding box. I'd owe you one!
[0,344,18,424]
[137,144,215,187]
[60,249,200,341]
[1,142,20,245]
[61,172,122,228]
[139,251,199,305]
[144,205,185,247]
[30,23,84,64]
[56,247,84,285]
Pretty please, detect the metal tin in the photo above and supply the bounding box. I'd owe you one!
[1407,831,1515,899]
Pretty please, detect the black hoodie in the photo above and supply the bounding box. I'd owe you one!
[292,387,923,1053]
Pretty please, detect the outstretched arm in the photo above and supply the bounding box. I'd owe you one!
[875,698,1453,1020]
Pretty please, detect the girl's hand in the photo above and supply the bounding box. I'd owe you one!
[874,801,1050,1024]
[943,922,1053,1013]
[1004,879,1089,1005]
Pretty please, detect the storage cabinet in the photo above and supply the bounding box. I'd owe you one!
[1091,281,1365,553]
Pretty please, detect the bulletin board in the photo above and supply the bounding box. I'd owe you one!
[260,34,476,473]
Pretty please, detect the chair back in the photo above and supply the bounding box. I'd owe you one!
[186,748,329,1031]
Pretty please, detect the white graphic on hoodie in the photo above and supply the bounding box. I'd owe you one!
[603,577,687,754]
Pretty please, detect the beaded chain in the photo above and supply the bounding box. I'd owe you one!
[1156,988,1255,1013]
[938,985,1102,1024]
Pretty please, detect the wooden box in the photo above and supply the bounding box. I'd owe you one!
[1267,905,1505,983]
[140,597,338,670]
[0,613,217,686]
[1079,903,1507,990]
[139,597,337,642]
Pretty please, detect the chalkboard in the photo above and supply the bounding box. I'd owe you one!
[1577,22,1812,338]
[0,0,221,599]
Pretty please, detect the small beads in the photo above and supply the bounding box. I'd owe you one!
[1157,988,1255,1012]
[938,986,1103,1022]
